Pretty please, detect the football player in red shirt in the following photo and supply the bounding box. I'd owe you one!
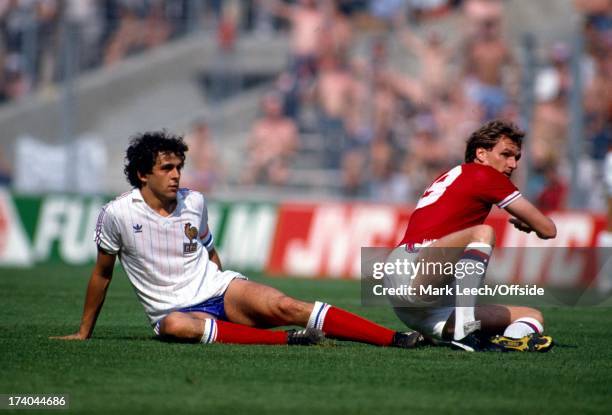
[387,120,556,351]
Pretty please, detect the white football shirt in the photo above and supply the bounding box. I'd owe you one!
[94,188,240,324]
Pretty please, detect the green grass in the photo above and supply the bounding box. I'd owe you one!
[1,265,611,414]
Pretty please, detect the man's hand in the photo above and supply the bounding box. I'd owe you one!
[509,217,533,233]
[505,198,556,239]
[53,248,116,342]
[49,333,88,341]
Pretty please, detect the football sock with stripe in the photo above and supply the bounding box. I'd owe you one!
[201,319,288,345]
[503,317,544,339]
[454,242,492,340]
[307,301,395,346]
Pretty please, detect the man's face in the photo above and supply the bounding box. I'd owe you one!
[139,152,183,200]
[476,137,521,178]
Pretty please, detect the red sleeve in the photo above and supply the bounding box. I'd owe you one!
[473,166,521,208]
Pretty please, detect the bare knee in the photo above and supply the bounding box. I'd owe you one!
[471,224,495,246]
[160,313,185,337]
[159,313,205,342]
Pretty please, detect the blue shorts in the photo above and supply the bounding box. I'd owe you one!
[176,296,228,320]
[154,296,228,336]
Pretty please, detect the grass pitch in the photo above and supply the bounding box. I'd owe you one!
[1,265,611,414]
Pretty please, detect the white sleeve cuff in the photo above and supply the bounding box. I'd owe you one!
[497,191,522,208]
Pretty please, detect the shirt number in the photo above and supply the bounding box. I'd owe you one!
[416,165,462,209]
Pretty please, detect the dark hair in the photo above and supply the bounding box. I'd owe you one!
[124,131,188,188]
[465,120,524,163]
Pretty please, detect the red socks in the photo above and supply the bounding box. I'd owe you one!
[308,302,395,346]
[203,319,287,345]
[200,302,396,347]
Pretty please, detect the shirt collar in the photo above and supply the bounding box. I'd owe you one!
[131,187,184,210]
[131,188,144,202]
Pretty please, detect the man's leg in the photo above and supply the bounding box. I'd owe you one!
[403,225,548,345]
[157,311,296,345]
[409,225,495,340]
[441,304,544,338]
[452,241,493,339]
[157,311,214,342]
[393,224,553,350]
[223,279,421,347]
[441,304,551,351]
[427,227,548,343]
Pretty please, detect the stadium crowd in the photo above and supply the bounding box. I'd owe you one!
[0,0,609,212]
[235,0,611,212]
[0,0,229,104]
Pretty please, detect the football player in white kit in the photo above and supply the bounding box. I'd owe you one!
[53,131,422,348]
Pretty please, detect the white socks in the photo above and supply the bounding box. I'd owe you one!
[503,317,544,339]
[307,301,331,330]
[454,243,492,340]
[200,319,218,344]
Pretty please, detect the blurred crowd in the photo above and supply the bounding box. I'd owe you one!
[1,0,610,213]
[0,0,227,104]
[233,0,611,212]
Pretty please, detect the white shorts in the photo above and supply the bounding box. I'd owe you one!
[392,305,453,339]
[202,270,248,300]
[383,244,453,339]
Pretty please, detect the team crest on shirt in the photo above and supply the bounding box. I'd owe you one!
[183,223,199,254]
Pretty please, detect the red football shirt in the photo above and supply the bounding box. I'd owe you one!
[400,163,521,245]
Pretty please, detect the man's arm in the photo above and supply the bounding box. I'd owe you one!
[50,247,116,340]
[505,197,557,239]
[378,69,425,104]
[209,248,223,271]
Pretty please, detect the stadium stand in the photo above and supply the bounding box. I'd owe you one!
[0,0,609,211]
